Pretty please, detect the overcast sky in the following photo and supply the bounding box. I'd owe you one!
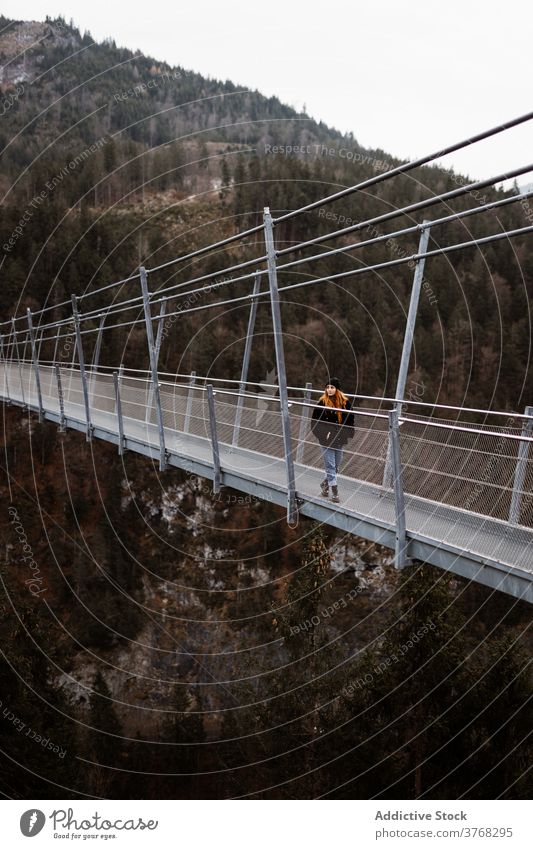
[4,0,532,186]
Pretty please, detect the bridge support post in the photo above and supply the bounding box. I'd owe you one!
[154,298,167,361]
[71,295,93,441]
[206,384,221,494]
[12,319,26,407]
[233,272,261,448]
[113,370,126,456]
[263,207,298,526]
[22,328,31,400]
[62,319,77,401]
[7,330,18,399]
[90,313,106,406]
[383,223,431,488]
[140,266,168,471]
[6,330,17,398]
[55,365,66,433]
[26,308,44,422]
[296,382,312,464]
[145,298,167,425]
[509,406,533,524]
[70,322,77,366]
[92,314,106,371]
[0,334,11,404]
[36,324,46,368]
[389,408,410,568]
[184,371,197,434]
[52,325,60,368]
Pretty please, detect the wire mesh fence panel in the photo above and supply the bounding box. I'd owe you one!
[7,362,27,403]
[61,369,85,411]
[219,394,288,456]
[7,362,23,401]
[160,382,189,433]
[2,361,533,532]
[209,396,237,447]
[185,394,213,440]
[26,364,38,407]
[17,364,33,402]
[2,362,12,398]
[399,417,532,525]
[0,370,7,399]
[88,372,115,414]
[143,385,157,427]
[230,400,279,452]
[517,457,533,527]
[119,377,151,423]
[0,363,13,399]
[38,365,54,402]
[38,365,60,414]
[338,413,389,486]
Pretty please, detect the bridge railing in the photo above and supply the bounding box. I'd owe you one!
[3,361,533,535]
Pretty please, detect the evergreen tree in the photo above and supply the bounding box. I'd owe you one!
[86,670,123,796]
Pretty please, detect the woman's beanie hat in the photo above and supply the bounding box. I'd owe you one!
[328,376,341,390]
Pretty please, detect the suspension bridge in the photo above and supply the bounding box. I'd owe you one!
[2,111,533,604]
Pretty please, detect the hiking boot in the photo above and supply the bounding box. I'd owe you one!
[320,479,329,497]
[331,485,340,503]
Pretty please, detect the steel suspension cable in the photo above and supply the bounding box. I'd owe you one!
[273,162,533,259]
[2,111,533,336]
[274,108,533,223]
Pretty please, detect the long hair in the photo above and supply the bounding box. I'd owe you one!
[318,389,348,424]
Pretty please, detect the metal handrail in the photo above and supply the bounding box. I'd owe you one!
[7,361,533,442]
[7,360,533,421]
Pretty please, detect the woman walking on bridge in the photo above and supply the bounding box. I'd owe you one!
[311,377,354,503]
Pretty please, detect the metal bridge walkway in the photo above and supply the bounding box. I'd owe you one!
[2,363,532,603]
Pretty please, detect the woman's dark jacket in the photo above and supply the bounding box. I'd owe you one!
[311,398,355,448]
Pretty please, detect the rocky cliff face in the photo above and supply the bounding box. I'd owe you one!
[59,463,396,737]
[0,20,78,86]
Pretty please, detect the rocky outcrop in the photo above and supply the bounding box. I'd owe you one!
[0,20,77,87]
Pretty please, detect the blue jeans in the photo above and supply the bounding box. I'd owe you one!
[321,445,343,486]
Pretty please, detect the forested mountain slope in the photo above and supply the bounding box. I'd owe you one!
[1,16,531,408]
